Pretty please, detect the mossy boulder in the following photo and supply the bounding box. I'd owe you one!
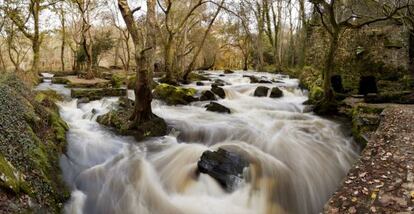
[71,88,127,101]
[350,104,384,147]
[0,154,28,194]
[51,77,69,84]
[0,74,70,212]
[97,104,167,141]
[153,84,197,105]
[188,73,211,81]
[309,86,324,103]
[111,73,125,88]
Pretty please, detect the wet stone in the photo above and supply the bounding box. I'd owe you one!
[197,148,249,192]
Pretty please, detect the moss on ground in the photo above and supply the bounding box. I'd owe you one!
[0,74,69,213]
[350,104,384,147]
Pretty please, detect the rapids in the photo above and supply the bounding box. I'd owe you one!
[40,71,359,214]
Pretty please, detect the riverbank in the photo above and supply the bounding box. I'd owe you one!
[325,105,414,213]
[0,74,69,213]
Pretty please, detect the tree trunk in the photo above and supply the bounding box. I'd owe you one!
[118,0,155,124]
[60,9,66,72]
[323,32,339,101]
[298,0,307,68]
[32,0,40,74]
[164,35,176,83]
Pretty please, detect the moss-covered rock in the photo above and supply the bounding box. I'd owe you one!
[97,101,167,141]
[188,73,211,81]
[111,74,124,88]
[0,154,28,194]
[51,77,69,84]
[0,74,70,212]
[309,86,324,103]
[71,88,127,101]
[350,104,384,147]
[153,84,197,105]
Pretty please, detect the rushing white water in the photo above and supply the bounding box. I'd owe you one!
[53,71,358,214]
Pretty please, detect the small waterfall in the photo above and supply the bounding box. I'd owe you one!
[58,71,358,214]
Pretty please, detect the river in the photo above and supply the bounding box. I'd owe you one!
[38,71,359,214]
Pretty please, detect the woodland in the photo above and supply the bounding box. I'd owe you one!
[0,0,413,213]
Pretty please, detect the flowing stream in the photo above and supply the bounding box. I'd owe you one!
[38,71,359,214]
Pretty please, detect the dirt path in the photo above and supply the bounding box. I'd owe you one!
[325,105,414,213]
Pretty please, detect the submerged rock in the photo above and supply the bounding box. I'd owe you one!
[197,148,249,192]
[258,79,272,84]
[254,86,269,97]
[196,81,205,86]
[205,102,231,114]
[270,87,283,98]
[200,90,217,101]
[211,84,226,99]
[243,75,259,83]
[213,79,229,86]
[153,84,197,105]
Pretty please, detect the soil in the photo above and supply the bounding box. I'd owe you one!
[325,105,414,213]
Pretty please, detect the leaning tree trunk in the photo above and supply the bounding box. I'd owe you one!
[118,0,155,124]
[182,0,223,82]
[323,32,339,102]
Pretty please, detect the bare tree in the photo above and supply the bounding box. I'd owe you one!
[74,0,94,79]
[117,0,158,125]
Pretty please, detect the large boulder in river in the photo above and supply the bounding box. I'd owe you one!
[270,87,283,98]
[224,69,235,74]
[200,90,216,101]
[205,102,231,114]
[211,84,226,99]
[254,86,269,97]
[198,148,249,192]
[153,84,197,105]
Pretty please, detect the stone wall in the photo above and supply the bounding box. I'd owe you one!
[306,22,410,92]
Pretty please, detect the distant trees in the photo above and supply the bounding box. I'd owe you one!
[3,0,48,74]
